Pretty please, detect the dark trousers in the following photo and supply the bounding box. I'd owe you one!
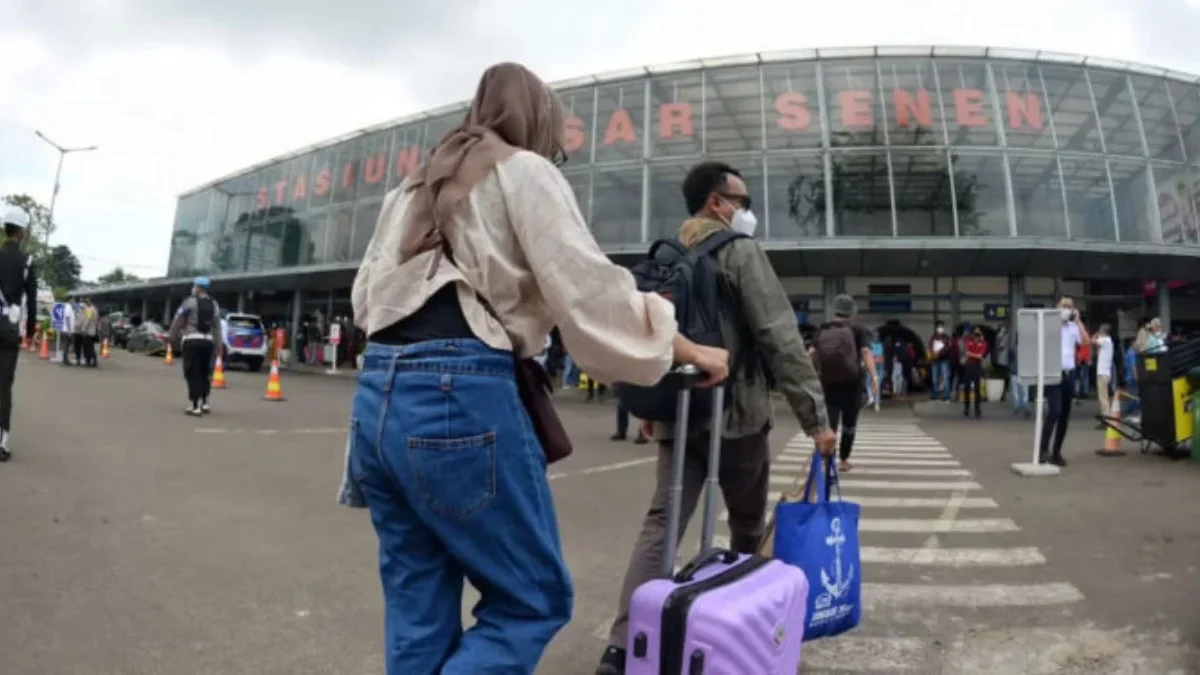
[82,335,97,366]
[0,346,18,431]
[961,362,983,414]
[607,431,770,647]
[72,334,84,364]
[824,380,861,461]
[182,339,215,406]
[616,404,631,437]
[1039,369,1077,457]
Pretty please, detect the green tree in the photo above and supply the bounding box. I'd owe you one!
[97,266,139,284]
[43,245,82,291]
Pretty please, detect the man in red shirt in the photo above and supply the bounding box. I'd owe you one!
[962,326,989,419]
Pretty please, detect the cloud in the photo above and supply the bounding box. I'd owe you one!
[2,0,1199,280]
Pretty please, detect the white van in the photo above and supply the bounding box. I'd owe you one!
[221,313,268,372]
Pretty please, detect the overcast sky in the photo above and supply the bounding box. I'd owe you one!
[3,0,1200,280]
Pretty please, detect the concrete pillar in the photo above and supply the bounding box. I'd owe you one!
[326,290,335,318]
[1007,276,1026,333]
[822,277,843,322]
[1052,278,1063,299]
[122,299,130,315]
[1157,280,1171,329]
[236,292,246,313]
[163,297,172,325]
[290,290,303,364]
[950,277,961,329]
[140,298,149,321]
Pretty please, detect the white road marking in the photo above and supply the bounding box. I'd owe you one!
[790,458,961,467]
[780,449,954,459]
[830,479,983,491]
[861,546,1047,566]
[859,518,1019,533]
[834,467,973,477]
[719,496,1000,521]
[546,457,656,481]
[863,582,1084,608]
[193,427,346,434]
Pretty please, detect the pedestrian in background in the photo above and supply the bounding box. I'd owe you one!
[80,298,99,367]
[1093,323,1115,427]
[167,277,222,416]
[961,326,988,419]
[928,320,951,401]
[1039,297,1089,467]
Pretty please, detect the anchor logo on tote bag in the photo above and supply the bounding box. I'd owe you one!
[819,517,856,599]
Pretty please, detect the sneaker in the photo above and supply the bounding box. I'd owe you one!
[634,434,649,445]
[0,430,10,463]
[610,433,626,442]
[595,646,626,675]
[201,402,211,414]
[185,407,203,417]
[1049,454,1067,468]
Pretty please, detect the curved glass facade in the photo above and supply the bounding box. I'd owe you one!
[167,47,1200,278]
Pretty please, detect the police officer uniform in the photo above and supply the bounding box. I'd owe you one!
[0,208,38,460]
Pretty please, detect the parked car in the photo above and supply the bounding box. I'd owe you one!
[108,313,137,349]
[222,313,267,372]
[126,321,169,356]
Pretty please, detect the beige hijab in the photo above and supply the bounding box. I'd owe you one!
[399,62,565,269]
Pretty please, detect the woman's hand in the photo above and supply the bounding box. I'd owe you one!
[673,335,730,387]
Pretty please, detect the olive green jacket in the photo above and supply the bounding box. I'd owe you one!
[653,218,830,441]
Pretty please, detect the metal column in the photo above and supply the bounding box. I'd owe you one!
[236,292,246,313]
[1157,281,1172,329]
[1007,276,1026,333]
[823,277,846,322]
[950,278,962,329]
[163,297,172,325]
[290,290,303,365]
[140,298,149,321]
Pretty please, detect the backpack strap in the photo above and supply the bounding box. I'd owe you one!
[692,229,749,258]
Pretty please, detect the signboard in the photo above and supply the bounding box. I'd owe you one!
[51,303,66,331]
[1017,309,1063,386]
[330,323,342,346]
[983,303,1010,321]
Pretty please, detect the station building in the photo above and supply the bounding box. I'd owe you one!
[81,46,1200,347]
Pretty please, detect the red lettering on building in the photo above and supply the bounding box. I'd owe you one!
[840,90,874,128]
[255,188,267,210]
[603,108,636,145]
[774,93,811,131]
[341,162,355,190]
[292,175,308,201]
[1005,92,1044,130]
[659,102,694,139]
[563,115,586,153]
[953,88,988,127]
[273,180,287,205]
[364,153,387,185]
[394,146,420,179]
[893,89,933,128]
[313,168,331,197]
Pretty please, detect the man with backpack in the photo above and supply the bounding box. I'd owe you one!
[167,277,223,416]
[597,160,836,675]
[0,208,38,462]
[810,294,879,472]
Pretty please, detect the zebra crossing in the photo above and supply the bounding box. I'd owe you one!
[711,418,1086,672]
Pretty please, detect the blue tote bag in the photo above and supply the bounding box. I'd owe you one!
[772,451,862,641]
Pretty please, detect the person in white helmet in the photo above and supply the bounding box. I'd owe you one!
[0,207,38,461]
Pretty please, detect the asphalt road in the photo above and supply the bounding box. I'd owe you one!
[2,350,1198,674]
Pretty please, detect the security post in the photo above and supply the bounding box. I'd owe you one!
[1012,308,1064,477]
[50,302,65,363]
[326,322,341,376]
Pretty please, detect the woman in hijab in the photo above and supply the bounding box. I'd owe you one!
[337,63,729,675]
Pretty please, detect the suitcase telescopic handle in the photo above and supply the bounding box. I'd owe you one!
[674,548,738,583]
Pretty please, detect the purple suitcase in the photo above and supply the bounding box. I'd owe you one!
[626,366,810,674]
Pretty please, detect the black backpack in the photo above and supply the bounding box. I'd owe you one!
[195,297,216,334]
[614,229,747,424]
[814,322,860,385]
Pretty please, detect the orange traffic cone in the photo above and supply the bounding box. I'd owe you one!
[211,356,227,389]
[163,343,174,366]
[21,336,28,351]
[1097,395,1127,457]
[101,339,110,359]
[38,334,50,360]
[262,359,285,402]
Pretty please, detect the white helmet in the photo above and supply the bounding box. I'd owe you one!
[2,208,30,229]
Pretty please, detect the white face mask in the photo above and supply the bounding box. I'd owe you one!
[730,208,758,237]
[935,326,945,334]
[1060,308,1073,321]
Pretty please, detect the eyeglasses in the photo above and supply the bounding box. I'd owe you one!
[718,192,752,211]
[552,149,569,167]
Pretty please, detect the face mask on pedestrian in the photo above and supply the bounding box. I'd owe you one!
[935,325,945,334]
[1060,308,1074,321]
[719,195,758,237]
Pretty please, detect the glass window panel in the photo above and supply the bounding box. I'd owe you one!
[246,214,286,272]
[1059,155,1116,240]
[878,59,944,147]
[267,154,311,214]
[387,122,426,191]
[591,165,642,244]
[648,159,765,241]
[1087,69,1142,157]
[1039,65,1103,153]
[305,147,335,210]
[705,66,762,155]
[823,59,884,147]
[1169,81,1200,164]
[762,62,821,150]
[355,131,392,200]
[831,150,892,236]
[298,209,331,265]
[650,72,704,157]
[328,203,354,262]
[331,138,359,204]
[275,208,309,269]
[423,112,464,152]
[766,154,825,238]
[991,61,1055,149]
[558,86,595,164]
[1008,151,1067,237]
[891,150,955,236]
[949,152,1010,236]
[595,80,646,163]
[1130,75,1184,162]
[560,169,591,223]
[934,60,1000,146]
[1151,164,1200,244]
[351,198,383,260]
[1109,161,1154,242]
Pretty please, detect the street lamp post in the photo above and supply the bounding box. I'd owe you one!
[33,130,98,249]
